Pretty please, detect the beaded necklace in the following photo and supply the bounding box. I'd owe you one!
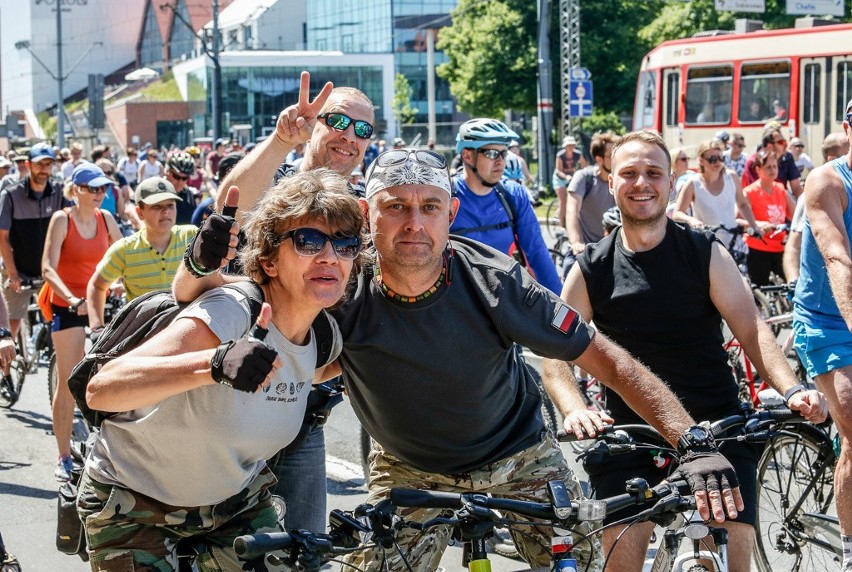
[375,258,446,303]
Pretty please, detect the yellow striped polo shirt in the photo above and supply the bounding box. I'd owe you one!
[95,225,198,300]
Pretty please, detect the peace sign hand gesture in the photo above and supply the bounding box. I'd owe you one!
[275,71,334,147]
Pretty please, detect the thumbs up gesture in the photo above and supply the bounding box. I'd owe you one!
[210,303,281,393]
[188,186,241,276]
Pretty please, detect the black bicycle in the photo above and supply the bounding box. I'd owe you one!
[0,278,54,409]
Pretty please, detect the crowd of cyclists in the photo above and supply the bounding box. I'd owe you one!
[0,70,850,572]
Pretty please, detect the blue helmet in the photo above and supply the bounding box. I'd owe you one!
[456,118,519,155]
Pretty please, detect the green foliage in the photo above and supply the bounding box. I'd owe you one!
[437,0,537,117]
[392,73,417,125]
[576,109,627,136]
[38,111,57,140]
[138,72,182,101]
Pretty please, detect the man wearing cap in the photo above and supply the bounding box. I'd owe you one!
[793,98,852,571]
[565,132,618,258]
[177,147,746,572]
[0,143,70,341]
[0,152,30,192]
[86,177,197,331]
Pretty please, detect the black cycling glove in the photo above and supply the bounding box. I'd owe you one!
[210,324,277,393]
[675,451,739,494]
[188,214,237,275]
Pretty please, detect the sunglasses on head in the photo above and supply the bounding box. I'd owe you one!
[278,228,361,260]
[477,148,509,160]
[79,184,109,195]
[703,155,722,164]
[318,112,374,139]
[376,149,447,169]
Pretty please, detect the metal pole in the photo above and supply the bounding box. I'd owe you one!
[536,0,553,192]
[56,3,65,147]
[426,30,436,144]
[212,0,222,142]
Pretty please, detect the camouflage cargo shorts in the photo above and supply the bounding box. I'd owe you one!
[343,432,603,572]
[77,466,283,571]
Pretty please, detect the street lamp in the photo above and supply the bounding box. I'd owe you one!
[15,38,103,148]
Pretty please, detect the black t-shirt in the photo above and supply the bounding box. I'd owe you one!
[577,220,738,425]
[332,237,594,473]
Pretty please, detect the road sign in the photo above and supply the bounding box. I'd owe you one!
[715,0,765,12]
[568,80,593,118]
[786,0,844,16]
[569,67,592,81]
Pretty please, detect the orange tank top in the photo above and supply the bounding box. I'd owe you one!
[51,209,111,307]
[743,181,788,253]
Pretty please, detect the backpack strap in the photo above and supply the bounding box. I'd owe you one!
[222,280,335,369]
[311,309,335,369]
[492,183,528,266]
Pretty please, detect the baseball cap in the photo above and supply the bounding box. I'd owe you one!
[562,136,577,147]
[29,142,56,162]
[215,137,230,148]
[0,157,11,169]
[365,148,451,198]
[13,149,29,162]
[135,177,180,205]
[846,98,852,114]
[71,162,113,187]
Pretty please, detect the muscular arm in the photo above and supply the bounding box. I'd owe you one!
[782,231,802,282]
[806,164,852,330]
[789,176,803,198]
[710,242,826,421]
[171,262,231,303]
[0,230,17,280]
[564,192,585,251]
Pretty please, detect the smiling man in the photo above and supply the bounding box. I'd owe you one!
[550,130,826,572]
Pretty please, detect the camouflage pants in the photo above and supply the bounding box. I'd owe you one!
[77,466,283,571]
[342,433,603,572]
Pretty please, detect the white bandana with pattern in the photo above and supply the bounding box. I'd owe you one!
[366,154,452,198]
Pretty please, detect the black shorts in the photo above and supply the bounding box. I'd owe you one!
[51,304,89,332]
[583,437,761,526]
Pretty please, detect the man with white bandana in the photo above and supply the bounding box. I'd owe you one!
[176,147,744,572]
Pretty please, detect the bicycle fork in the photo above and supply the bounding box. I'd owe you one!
[651,515,728,572]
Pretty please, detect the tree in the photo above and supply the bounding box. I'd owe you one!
[392,73,417,129]
[437,0,537,117]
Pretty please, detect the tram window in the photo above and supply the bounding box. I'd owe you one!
[803,63,821,124]
[665,72,680,127]
[634,70,657,129]
[739,61,790,123]
[685,66,732,125]
[836,61,852,122]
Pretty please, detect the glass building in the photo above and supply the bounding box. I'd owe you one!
[173,52,394,143]
[307,0,460,144]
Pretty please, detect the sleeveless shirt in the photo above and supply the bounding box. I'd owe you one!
[577,219,739,424]
[52,209,111,307]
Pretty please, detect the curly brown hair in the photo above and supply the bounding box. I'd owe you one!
[239,169,368,288]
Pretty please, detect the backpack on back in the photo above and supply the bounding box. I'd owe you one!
[68,281,336,428]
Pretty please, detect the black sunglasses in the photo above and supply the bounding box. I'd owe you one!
[702,155,722,164]
[318,113,374,140]
[79,184,109,195]
[376,149,447,169]
[477,148,509,160]
[278,228,361,260]
[171,173,189,181]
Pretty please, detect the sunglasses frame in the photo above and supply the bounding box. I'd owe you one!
[278,227,362,260]
[79,184,110,195]
[702,155,723,164]
[477,148,509,160]
[318,112,374,140]
[376,149,447,169]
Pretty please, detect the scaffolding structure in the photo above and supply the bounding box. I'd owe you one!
[560,0,581,138]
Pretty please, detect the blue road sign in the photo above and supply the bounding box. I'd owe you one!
[569,80,593,118]
[569,67,592,81]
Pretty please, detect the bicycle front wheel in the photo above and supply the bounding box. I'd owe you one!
[0,357,25,409]
[754,427,839,572]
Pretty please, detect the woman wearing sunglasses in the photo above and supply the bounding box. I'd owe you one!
[672,139,760,248]
[42,162,124,481]
[741,150,796,286]
[77,169,366,569]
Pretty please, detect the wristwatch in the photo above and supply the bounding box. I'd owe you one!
[0,327,11,340]
[783,384,807,404]
[676,423,716,456]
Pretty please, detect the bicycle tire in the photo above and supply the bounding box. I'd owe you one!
[752,289,781,336]
[0,356,26,409]
[754,426,838,572]
[48,352,58,405]
[544,197,561,239]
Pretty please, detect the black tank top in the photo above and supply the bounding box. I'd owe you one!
[577,219,738,425]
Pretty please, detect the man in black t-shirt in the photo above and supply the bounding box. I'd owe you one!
[177,145,752,572]
[551,130,827,572]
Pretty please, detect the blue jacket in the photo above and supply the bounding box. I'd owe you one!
[451,177,561,294]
